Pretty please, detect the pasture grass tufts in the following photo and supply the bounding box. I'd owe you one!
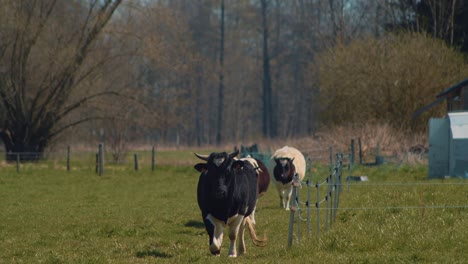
[1,155,468,263]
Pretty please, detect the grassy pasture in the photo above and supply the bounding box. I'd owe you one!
[1,151,468,263]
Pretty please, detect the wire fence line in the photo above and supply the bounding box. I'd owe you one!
[1,144,158,174]
[344,182,468,186]
[286,148,468,249]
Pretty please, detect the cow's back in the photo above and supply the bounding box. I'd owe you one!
[229,161,258,218]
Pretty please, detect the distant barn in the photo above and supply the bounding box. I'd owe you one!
[414,79,468,179]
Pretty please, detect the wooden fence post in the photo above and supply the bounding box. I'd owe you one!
[358,137,363,165]
[98,143,104,176]
[67,145,70,172]
[134,153,139,171]
[95,153,99,174]
[16,153,20,173]
[151,146,155,172]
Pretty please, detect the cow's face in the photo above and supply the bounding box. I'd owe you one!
[194,150,239,200]
[273,158,296,183]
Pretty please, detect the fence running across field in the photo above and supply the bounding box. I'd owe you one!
[286,148,468,249]
[4,142,468,249]
[287,150,347,247]
[2,143,157,175]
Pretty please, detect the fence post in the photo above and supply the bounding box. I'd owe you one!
[67,145,70,172]
[350,139,355,167]
[151,146,156,172]
[95,153,99,174]
[296,181,301,244]
[306,177,312,239]
[134,153,139,171]
[316,182,320,238]
[358,137,363,165]
[16,153,20,173]
[287,174,300,248]
[325,176,330,232]
[98,143,104,176]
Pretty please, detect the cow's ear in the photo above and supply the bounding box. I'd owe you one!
[229,149,239,159]
[232,160,245,170]
[194,163,208,172]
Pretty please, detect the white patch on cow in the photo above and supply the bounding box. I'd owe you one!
[279,159,288,167]
[213,157,225,167]
[206,213,247,257]
[240,156,262,173]
[206,214,224,255]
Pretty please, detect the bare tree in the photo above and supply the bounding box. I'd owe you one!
[0,0,123,160]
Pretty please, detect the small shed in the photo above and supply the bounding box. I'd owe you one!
[415,79,468,179]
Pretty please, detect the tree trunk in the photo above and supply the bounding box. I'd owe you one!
[216,0,225,146]
[261,0,273,138]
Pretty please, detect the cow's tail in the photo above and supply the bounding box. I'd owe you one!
[245,216,267,247]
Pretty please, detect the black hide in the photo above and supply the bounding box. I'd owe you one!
[273,158,296,185]
[194,151,258,249]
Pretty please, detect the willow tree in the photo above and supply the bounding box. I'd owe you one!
[0,0,122,161]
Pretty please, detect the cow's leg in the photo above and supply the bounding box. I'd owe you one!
[206,214,224,255]
[226,214,244,257]
[238,217,247,255]
[276,182,285,208]
[279,192,284,208]
[285,185,293,210]
[249,205,257,225]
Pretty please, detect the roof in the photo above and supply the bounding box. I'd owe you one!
[437,78,468,98]
[413,78,468,118]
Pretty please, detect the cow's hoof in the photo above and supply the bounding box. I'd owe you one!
[228,254,237,258]
[211,250,221,256]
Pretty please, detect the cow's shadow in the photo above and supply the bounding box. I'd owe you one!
[184,220,205,229]
[135,249,172,259]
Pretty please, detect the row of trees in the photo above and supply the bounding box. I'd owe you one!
[1,0,468,159]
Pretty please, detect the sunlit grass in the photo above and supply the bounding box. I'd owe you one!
[1,158,468,263]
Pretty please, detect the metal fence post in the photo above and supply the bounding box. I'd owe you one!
[307,177,311,239]
[325,176,330,232]
[316,182,320,238]
[287,174,300,248]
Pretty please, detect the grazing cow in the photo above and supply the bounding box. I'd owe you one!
[194,150,266,257]
[272,146,306,210]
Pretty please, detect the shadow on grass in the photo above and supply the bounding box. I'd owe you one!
[136,249,172,259]
[184,220,204,229]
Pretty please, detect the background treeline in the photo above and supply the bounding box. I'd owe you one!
[1,0,468,158]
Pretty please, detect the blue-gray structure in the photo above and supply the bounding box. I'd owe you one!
[423,79,468,179]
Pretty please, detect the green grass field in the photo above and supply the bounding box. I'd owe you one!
[1,152,468,263]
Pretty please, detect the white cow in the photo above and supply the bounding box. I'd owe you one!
[271,146,306,210]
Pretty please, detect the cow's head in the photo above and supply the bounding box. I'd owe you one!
[194,150,239,199]
[273,157,296,184]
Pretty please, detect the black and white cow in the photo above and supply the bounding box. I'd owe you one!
[194,149,266,257]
